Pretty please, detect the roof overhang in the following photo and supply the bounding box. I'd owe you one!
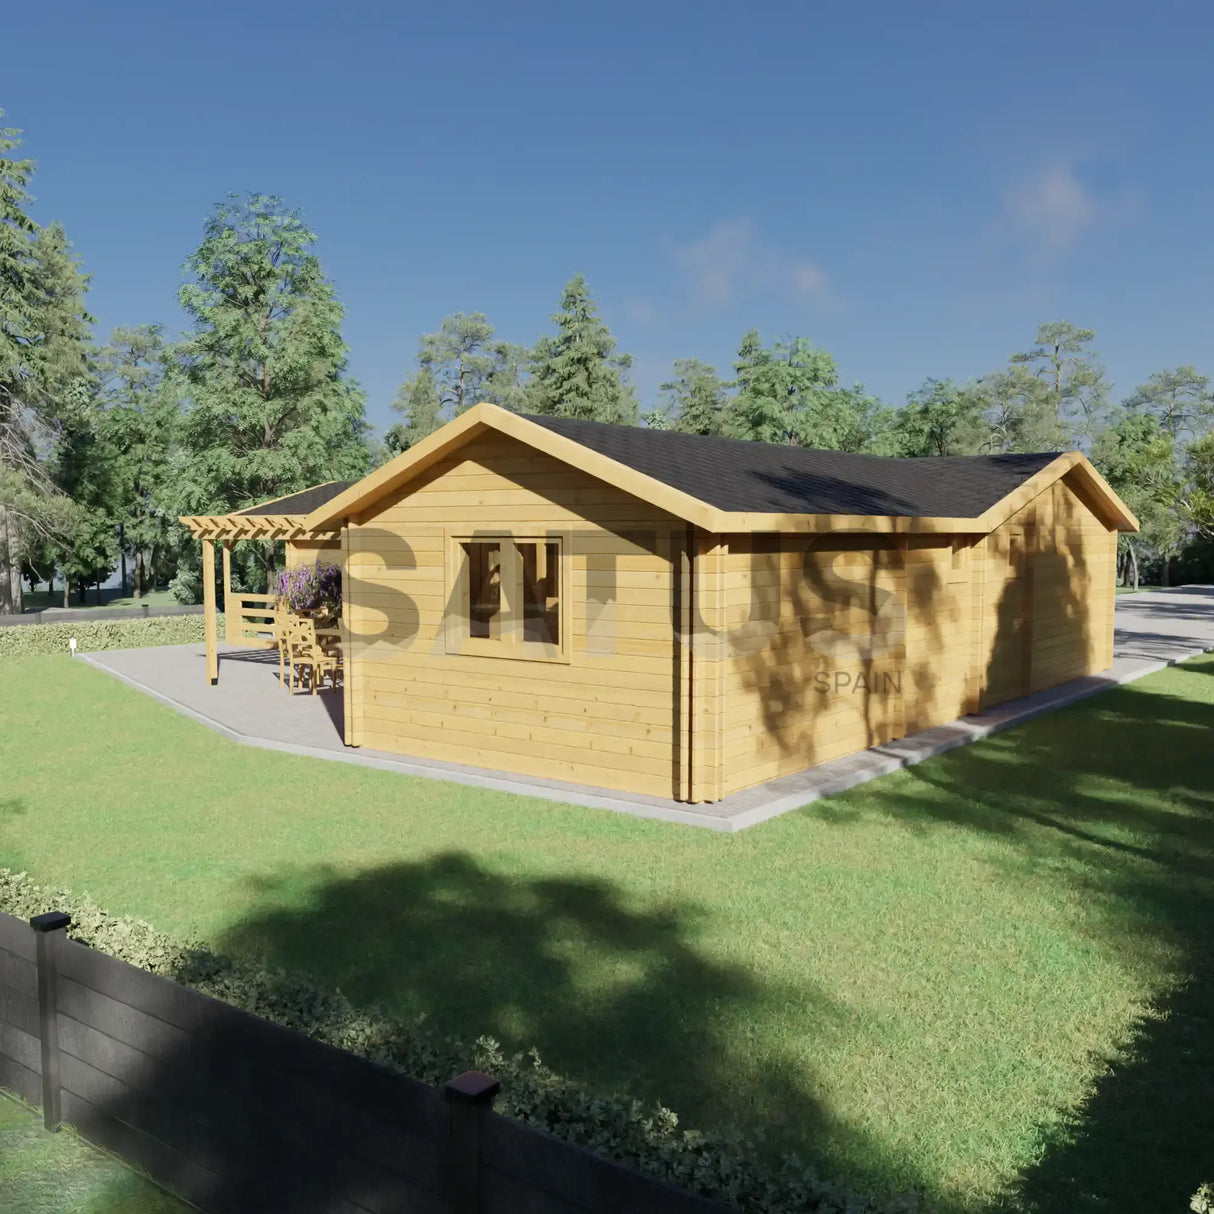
[302,402,1140,536]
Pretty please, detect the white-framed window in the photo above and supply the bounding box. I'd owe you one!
[445,531,570,662]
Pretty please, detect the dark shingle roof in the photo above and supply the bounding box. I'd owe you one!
[521,416,1061,518]
[239,481,354,516]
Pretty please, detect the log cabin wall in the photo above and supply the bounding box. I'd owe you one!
[715,470,1118,799]
[338,428,1119,805]
[977,469,1118,710]
[285,538,344,567]
[343,431,686,799]
[717,531,910,796]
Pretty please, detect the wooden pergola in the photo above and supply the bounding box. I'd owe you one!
[178,511,341,684]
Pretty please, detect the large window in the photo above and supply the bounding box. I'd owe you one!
[448,533,568,661]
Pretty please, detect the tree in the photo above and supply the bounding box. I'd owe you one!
[1182,431,1214,543]
[480,340,530,412]
[527,275,638,424]
[417,312,495,416]
[725,330,841,446]
[973,364,1070,454]
[0,210,95,611]
[0,114,52,613]
[659,358,727,436]
[830,384,898,454]
[1092,412,1183,588]
[175,194,372,584]
[385,365,442,454]
[98,325,180,596]
[891,378,989,456]
[1010,320,1109,446]
[1124,366,1214,440]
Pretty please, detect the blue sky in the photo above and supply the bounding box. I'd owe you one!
[6,1,1213,435]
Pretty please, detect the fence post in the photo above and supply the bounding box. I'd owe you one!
[30,911,71,1132]
[444,1070,500,1214]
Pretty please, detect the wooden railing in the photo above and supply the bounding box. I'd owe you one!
[223,592,277,649]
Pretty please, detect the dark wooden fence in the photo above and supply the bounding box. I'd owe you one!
[0,910,734,1214]
[0,604,204,627]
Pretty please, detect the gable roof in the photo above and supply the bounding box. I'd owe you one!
[239,481,354,516]
[521,415,1059,518]
[305,403,1138,535]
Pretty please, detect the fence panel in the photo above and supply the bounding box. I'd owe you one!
[0,910,738,1214]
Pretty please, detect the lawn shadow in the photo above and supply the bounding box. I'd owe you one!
[809,655,1214,1212]
[192,850,944,1208]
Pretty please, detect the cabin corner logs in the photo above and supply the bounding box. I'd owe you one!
[339,432,1118,804]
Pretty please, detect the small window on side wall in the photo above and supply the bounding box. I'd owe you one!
[448,533,568,661]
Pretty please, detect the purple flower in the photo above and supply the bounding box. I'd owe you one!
[275,562,342,618]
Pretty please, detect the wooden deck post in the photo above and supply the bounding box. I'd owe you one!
[221,541,233,644]
[340,524,356,747]
[202,538,218,685]
[30,911,71,1132]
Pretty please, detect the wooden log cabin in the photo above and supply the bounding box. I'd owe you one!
[190,403,1138,803]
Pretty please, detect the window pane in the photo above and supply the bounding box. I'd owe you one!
[464,542,501,639]
[518,540,560,646]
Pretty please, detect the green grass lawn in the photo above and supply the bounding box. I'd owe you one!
[1,653,1211,1212]
[19,589,178,612]
[0,1093,185,1213]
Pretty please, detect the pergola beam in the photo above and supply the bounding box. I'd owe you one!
[177,514,340,542]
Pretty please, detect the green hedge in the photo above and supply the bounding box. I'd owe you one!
[0,869,919,1214]
[0,614,221,657]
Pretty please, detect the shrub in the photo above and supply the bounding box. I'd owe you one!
[0,869,919,1214]
[1194,1184,1214,1213]
[0,614,220,657]
[169,567,202,605]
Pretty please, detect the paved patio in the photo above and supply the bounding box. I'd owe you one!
[82,586,1214,832]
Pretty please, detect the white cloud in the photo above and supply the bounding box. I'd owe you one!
[1005,163,1098,252]
[675,218,830,307]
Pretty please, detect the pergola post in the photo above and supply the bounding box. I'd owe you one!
[221,540,233,644]
[202,538,218,685]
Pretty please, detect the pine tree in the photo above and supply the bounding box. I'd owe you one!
[527,275,638,424]
[176,194,372,529]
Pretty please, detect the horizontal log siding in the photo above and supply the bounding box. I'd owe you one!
[285,538,344,567]
[346,433,684,798]
[718,535,909,795]
[718,472,1119,796]
[978,473,1117,710]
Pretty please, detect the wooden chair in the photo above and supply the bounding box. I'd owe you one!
[287,617,341,695]
[271,609,296,688]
